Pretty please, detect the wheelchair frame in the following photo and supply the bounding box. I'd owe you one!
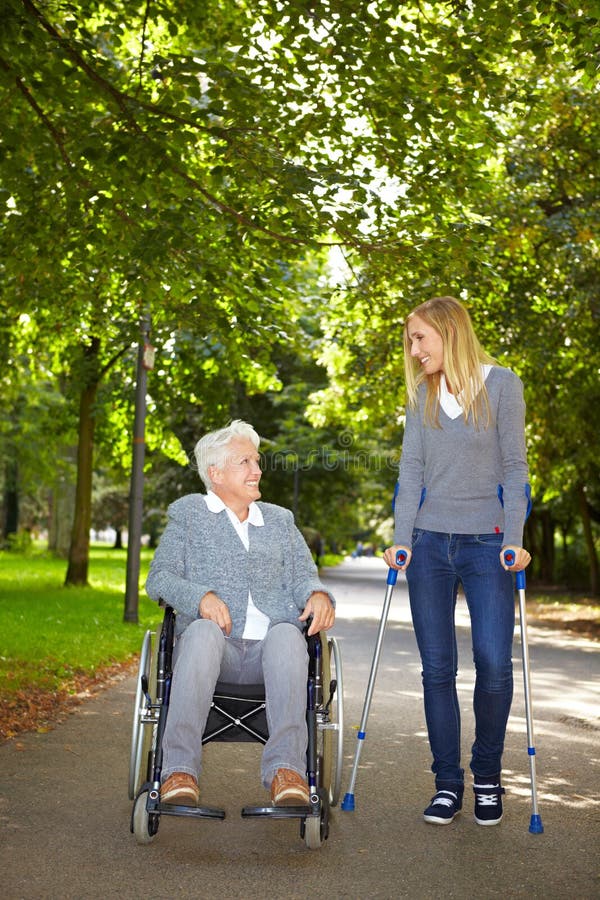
[129,606,344,849]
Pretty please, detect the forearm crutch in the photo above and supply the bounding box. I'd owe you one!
[342,549,406,811]
[504,550,544,834]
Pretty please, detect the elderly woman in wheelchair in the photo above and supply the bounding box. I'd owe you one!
[131,420,341,847]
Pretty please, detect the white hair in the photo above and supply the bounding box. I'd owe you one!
[194,420,260,490]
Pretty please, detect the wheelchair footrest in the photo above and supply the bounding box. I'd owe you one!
[157,802,225,820]
[241,804,317,819]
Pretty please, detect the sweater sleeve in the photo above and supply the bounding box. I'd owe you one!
[288,514,336,609]
[145,502,211,619]
[497,371,530,547]
[393,405,426,547]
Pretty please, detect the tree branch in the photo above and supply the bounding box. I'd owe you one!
[0,55,74,169]
[19,0,406,255]
[22,0,143,132]
[99,342,132,380]
[0,54,136,226]
[135,0,152,97]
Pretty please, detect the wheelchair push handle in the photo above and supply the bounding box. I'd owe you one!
[503,550,526,590]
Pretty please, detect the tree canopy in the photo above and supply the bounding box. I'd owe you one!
[1,0,599,591]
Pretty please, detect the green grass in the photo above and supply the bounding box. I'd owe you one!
[319,552,345,568]
[0,545,162,696]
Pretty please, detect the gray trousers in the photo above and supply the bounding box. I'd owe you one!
[161,619,309,788]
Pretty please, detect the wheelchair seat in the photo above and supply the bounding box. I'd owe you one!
[204,682,268,744]
[129,605,343,849]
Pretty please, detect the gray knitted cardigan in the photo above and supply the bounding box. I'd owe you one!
[145,494,333,638]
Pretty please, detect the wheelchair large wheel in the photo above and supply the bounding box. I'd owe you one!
[318,634,344,807]
[128,630,157,800]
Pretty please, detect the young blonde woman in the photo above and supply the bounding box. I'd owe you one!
[384,296,531,826]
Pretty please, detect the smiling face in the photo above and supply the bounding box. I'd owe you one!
[208,437,262,520]
[406,313,445,376]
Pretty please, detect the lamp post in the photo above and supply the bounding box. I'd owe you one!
[124,314,154,623]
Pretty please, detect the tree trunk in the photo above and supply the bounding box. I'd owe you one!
[2,459,19,542]
[524,516,540,581]
[539,509,555,584]
[47,446,77,557]
[577,483,599,596]
[65,342,100,586]
[48,487,75,558]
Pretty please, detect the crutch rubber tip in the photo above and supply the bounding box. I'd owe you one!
[341,793,355,812]
[529,814,544,834]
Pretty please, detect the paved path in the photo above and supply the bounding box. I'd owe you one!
[1,557,599,899]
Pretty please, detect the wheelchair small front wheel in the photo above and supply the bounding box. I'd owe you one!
[301,788,329,850]
[132,791,159,845]
[304,815,322,849]
[302,807,328,850]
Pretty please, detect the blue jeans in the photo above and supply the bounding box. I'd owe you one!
[162,620,309,789]
[406,529,515,792]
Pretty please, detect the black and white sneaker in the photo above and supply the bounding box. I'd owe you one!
[423,789,462,825]
[473,782,505,825]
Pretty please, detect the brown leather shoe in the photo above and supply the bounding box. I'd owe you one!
[160,772,199,806]
[270,769,310,806]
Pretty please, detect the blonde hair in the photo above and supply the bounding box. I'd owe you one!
[403,296,496,428]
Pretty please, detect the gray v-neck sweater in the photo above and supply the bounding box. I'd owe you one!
[393,365,530,548]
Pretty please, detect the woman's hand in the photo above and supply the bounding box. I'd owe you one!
[299,591,335,636]
[199,591,232,635]
[382,545,412,571]
[500,545,531,572]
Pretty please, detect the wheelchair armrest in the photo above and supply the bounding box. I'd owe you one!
[157,598,175,615]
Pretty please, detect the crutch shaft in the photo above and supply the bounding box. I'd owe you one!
[518,586,540,818]
[342,554,405,811]
[357,579,396,732]
[504,553,544,833]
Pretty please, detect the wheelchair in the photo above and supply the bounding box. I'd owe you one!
[129,606,344,849]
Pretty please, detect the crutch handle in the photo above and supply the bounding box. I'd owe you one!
[387,549,408,586]
[503,550,526,590]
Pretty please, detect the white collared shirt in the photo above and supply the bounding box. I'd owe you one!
[439,364,492,419]
[204,491,269,639]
